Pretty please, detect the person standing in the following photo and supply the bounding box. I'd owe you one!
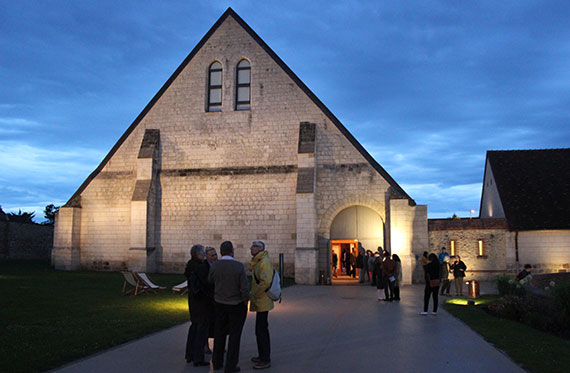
[204,246,218,354]
[367,251,375,285]
[349,249,357,278]
[356,250,365,283]
[249,241,274,370]
[374,252,385,301]
[440,256,452,297]
[341,249,348,276]
[208,241,249,373]
[381,252,396,301]
[450,255,467,296]
[438,246,450,264]
[332,252,338,278]
[392,254,402,301]
[184,244,211,366]
[421,253,441,315]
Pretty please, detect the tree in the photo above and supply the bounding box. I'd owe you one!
[7,209,36,224]
[44,204,60,225]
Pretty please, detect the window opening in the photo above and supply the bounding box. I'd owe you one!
[236,60,250,110]
[208,61,222,112]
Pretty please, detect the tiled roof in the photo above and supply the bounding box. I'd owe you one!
[428,218,508,231]
[487,149,570,230]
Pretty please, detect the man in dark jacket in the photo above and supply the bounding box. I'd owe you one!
[381,253,397,301]
[185,244,212,366]
[450,255,467,296]
[208,241,249,373]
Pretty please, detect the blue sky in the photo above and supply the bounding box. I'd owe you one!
[1,1,569,221]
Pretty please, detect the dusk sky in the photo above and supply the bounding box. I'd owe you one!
[1,1,569,222]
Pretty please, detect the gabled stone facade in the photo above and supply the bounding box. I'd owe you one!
[52,8,427,284]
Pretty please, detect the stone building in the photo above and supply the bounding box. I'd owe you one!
[480,149,570,274]
[424,148,570,281]
[52,8,428,284]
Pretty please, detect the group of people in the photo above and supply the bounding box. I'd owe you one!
[184,240,274,372]
[372,248,403,302]
[421,248,467,315]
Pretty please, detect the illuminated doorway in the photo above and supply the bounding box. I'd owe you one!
[330,206,384,282]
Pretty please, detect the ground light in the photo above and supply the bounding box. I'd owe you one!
[445,295,498,306]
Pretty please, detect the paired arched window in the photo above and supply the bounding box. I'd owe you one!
[206,59,251,111]
[207,61,222,112]
[235,59,251,110]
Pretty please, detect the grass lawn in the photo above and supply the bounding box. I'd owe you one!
[443,297,570,373]
[1,261,294,373]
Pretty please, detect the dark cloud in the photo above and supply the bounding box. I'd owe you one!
[1,0,569,220]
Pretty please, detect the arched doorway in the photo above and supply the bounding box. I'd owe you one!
[330,205,384,280]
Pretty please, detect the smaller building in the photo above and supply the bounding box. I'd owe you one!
[425,148,570,282]
[480,149,570,274]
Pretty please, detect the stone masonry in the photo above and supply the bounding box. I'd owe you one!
[52,9,426,284]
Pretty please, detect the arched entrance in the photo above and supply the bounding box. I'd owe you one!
[330,205,384,281]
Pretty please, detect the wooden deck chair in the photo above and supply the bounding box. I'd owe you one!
[134,272,166,294]
[172,280,188,295]
[121,271,148,296]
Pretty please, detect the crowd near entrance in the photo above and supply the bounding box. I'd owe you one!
[329,205,385,283]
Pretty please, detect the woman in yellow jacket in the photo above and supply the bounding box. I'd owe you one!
[250,241,273,370]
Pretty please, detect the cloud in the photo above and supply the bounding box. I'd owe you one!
[0,117,42,135]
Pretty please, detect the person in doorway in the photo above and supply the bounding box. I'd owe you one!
[349,250,356,278]
[392,254,402,301]
[382,251,396,301]
[184,244,211,366]
[450,255,467,296]
[374,252,385,301]
[249,241,273,370]
[356,247,365,283]
[332,251,338,278]
[341,249,347,275]
[421,253,441,315]
[440,256,452,297]
[208,241,249,373]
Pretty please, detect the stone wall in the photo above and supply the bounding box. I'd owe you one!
[427,218,508,281]
[510,230,570,274]
[0,221,53,260]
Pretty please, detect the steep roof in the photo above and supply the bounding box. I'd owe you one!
[484,148,570,230]
[66,7,414,206]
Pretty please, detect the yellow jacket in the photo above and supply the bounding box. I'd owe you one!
[250,250,275,312]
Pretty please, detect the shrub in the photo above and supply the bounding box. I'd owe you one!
[554,281,570,319]
[488,295,528,321]
[496,274,526,297]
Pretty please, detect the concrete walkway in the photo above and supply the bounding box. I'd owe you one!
[54,284,523,373]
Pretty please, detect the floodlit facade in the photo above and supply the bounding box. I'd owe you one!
[52,8,428,284]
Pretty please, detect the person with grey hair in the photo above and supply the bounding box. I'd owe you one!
[184,244,211,366]
[250,240,274,370]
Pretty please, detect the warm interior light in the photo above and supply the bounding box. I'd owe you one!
[478,240,484,256]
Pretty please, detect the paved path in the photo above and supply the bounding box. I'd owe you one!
[54,284,523,373]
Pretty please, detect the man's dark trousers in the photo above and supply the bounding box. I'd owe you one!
[255,311,271,362]
[213,302,247,372]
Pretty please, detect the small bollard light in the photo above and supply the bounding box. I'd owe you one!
[466,280,480,299]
